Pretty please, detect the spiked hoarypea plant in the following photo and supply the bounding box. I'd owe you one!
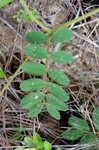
[62,107,99,150]
[20,28,73,120]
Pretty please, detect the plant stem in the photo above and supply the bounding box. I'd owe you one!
[20,0,52,33]
[0,58,28,97]
[0,66,21,97]
[20,0,99,32]
[52,8,99,32]
[1,2,99,96]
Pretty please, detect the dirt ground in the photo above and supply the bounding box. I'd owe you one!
[0,0,99,149]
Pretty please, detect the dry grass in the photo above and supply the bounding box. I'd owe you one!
[0,0,99,149]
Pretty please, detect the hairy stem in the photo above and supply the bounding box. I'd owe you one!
[0,58,28,96]
[1,1,99,96]
[20,0,51,33]
[52,8,99,31]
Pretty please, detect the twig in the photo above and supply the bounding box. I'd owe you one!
[0,58,28,97]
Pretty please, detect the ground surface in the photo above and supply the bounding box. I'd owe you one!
[0,0,99,149]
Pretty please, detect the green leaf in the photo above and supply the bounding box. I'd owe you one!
[21,92,44,108]
[48,82,69,102]
[21,62,46,75]
[32,133,42,144]
[51,51,73,64]
[48,69,70,85]
[46,104,60,120]
[85,147,99,150]
[32,133,44,149]
[24,137,34,145]
[43,141,52,150]
[24,148,38,150]
[13,132,24,140]
[0,67,6,78]
[15,148,24,150]
[25,32,48,44]
[80,136,99,150]
[68,116,89,132]
[15,9,40,22]
[24,44,48,59]
[62,129,83,140]
[80,133,96,144]
[52,29,73,43]
[20,79,46,91]
[0,0,14,8]
[46,94,68,111]
[27,103,43,117]
[92,107,99,131]
[36,142,44,149]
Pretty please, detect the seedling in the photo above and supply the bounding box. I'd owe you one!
[13,9,40,22]
[20,29,73,120]
[15,132,62,150]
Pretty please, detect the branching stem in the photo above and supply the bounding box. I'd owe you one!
[20,0,52,33]
[0,0,99,96]
[52,8,99,31]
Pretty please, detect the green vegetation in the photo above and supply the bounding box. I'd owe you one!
[15,132,62,150]
[13,9,40,22]
[0,0,14,8]
[0,67,6,78]
[20,28,73,119]
[0,0,99,150]
[62,107,99,150]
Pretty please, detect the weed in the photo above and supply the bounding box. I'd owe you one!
[13,9,40,23]
[0,0,14,8]
[0,67,6,78]
[20,29,73,120]
[1,1,99,149]
[62,107,99,150]
[15,132,62,150]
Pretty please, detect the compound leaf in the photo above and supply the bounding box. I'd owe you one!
[25,32,48,44]
[52,29,73,43]
[20,79,46,91]
[48,82,69,102]
[51,51,73,64]
[21,62,46,75]
[46,104,60,120]
[48,69,70,85]
[68,116,89,132]
[24,44,48,59]
[21,92,44,108]
[46,94,68,111]
[92,107,99,131]
[62,129,83,141]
